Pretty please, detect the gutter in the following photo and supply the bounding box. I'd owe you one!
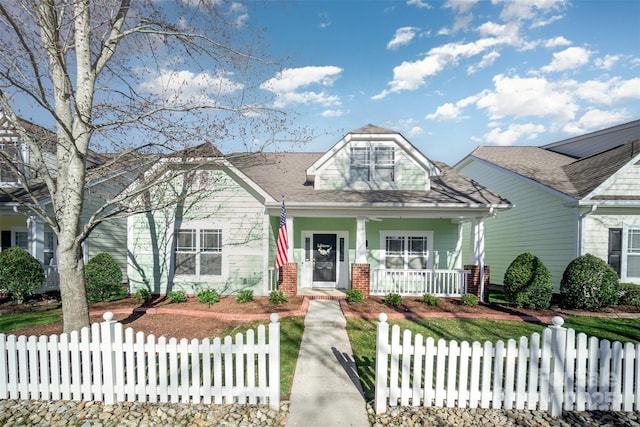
[577,204,598,256]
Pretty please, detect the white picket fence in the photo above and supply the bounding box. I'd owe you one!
[0,312,281,409]
[375,314,640,416]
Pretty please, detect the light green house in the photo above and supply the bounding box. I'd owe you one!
[127,125,511,298]
[0,115,133,291]
[456,119,640,289]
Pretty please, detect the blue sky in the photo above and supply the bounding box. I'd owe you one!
[236,0,640,165]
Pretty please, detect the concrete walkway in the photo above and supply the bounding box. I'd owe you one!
[286,299,370,426]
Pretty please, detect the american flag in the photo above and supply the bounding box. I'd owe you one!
[275,199,289,269]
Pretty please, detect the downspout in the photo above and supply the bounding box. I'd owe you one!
[578,204,598,256]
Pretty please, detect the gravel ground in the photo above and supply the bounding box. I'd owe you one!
[1,399,639,426]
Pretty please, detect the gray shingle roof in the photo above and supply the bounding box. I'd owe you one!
[470,138,640,199]
[229,152,510,207]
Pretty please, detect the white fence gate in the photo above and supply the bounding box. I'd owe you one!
[0,312,281,409]
[375,314,640,416]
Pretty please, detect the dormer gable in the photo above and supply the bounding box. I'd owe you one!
[305,124,440,191]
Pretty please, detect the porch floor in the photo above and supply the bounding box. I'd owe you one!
[297,288,347,300]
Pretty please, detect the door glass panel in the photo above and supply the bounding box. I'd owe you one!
[313,234,337,282]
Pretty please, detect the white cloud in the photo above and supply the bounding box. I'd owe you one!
[261,66,343,108]
[322,109,343,117]
[482,122,546,146]
[544,36,571,48]
[468,50,500,74]
[407,126,425,137]
[426,103,463,121]
[574,77,640,105]
[496,0,566,22]
[445,0,479,14]
[540,46,591,73]
[475,74,579,120]
[407,0,432,9]
[595,54,620,70]
[387,27,420,50]
[563,109,631,134]
[139,69,243,106]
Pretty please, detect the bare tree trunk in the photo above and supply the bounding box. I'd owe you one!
[57,236,89,333]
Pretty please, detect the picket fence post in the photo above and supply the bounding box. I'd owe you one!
[375,313,390,414]
[548,316,567,417]
[268,313,280,410]
[100,312,118,405]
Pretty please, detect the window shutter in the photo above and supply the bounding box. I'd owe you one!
[608,228,622,276]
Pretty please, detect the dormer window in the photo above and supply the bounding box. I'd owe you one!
[350,146,395,182]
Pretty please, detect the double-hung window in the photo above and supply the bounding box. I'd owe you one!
[350,146,396,183]
[174,228,222,276]
[350,147,370,181]
[383,232,432,270]
[627,229,640,278]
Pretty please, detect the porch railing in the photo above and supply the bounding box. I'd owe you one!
[370,269,469,297]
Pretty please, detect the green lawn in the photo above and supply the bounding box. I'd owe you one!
[346,315,640,401]
[0,308,63,333]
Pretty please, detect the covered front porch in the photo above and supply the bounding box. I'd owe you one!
[270,209,491,301]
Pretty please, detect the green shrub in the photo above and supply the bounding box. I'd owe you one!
[503,252,554,309]
[0,246,44,304]
[560,254,619,310]
[197,289,220,305]
[269,290,288,304]
[236,290,254,304]
[421,294,440,306]
[167,290,187,303]
[85,252,125,303]
[618,283,640,307]
[345,289,364,303]
[461,293,478,306]
[385,293,402,306]
[134,288,152,302]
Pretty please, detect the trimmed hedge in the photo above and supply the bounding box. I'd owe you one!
[560,254,619,310]
[85,252,125,303]
[503,252,553,309]
[0,246,44,304]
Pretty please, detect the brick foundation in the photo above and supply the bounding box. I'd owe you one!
[278,263,298,297]
[351,263,371,298]
[464,264,490,302]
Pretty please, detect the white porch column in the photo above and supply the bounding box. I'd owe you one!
[356,216,367,263]
[286,214,294,262]
[27,215,44,263]
[469,217,485,265]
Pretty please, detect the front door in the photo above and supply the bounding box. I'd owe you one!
[313,233,337,286]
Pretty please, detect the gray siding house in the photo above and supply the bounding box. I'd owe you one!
[127,125,511,298]
[455,119,640,288]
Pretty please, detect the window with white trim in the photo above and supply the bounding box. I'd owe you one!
[627,229,640,278]
[44,231,56,266]
[383,232,432,270]
[174,228,222,276]
[13,230,28,250]
[350,146,395,182]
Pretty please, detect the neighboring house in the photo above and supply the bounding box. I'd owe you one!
[455,119,640,288]
[0,114,133,291]
[127,125,511,298]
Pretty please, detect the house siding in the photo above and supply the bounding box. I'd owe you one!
[458,160,578,289]
[314,141,428,190]
[127,168,268,296]
[599,164,640,197]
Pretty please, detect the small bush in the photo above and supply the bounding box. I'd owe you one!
[134,288,152,302]
[197,289,220,305]
[618,283,640,307]
[421,294,440,306]
[345,289,364,303]
[85,252,125,303]
[269,290,288,304]
[461,293,478,306]
[503,252,553,309]
[236,290,254,304]
[560,254,619,310]
[385,293,402,306]
[0,247,44,304]
[167,290,187,303]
